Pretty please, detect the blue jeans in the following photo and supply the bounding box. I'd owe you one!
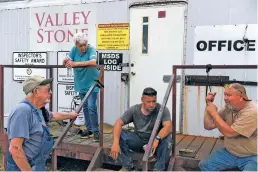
[199,148,257,171]
[79,91,99,133]
[118,130,172,171]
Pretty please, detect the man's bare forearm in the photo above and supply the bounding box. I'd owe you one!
[10,145,32,171]
[204,110,216,130]
[75,59,96,67]
[113,120,123,145]
[51,112,75,121]
[157,123,172,139]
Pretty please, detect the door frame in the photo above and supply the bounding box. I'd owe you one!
[128,0,189,133]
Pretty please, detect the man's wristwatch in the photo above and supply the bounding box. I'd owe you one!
[155,135,161,141]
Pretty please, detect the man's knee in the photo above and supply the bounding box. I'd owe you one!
[243,160,257,171]
[159,136,172,150]
[120,130,129,142]
[199,159,209,171]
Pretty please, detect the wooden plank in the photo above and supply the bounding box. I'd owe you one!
[63,135,81,143]
[176,135,196,155]
[86,148,103,171]
[176,134,185,145]
[196,137,216,160]
[211,138,224,153]
[179,136,206,158]
[187,136,206,152]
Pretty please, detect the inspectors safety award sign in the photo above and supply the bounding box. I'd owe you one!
[13,52,47,81]
[97,23,129,50]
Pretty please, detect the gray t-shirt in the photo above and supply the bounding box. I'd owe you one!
[7,99,53,159]
[120,103,171,142]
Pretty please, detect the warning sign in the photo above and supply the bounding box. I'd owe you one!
[57,51,74,83]
[13,52,47,81]
[57,83,76,113]
[97,23,129,50]
[97,53,123,71]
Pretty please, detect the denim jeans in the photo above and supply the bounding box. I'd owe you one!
[199,148,257,171]
[118,130,172,171]
[79,91,99,133]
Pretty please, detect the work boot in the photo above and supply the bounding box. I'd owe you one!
[80,130,93,139]
[93,132,100,142]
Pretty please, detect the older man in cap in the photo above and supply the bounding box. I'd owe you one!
[6,75,78,171]
[199,83,257,171]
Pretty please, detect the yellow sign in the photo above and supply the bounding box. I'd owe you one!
[97,23,129,50]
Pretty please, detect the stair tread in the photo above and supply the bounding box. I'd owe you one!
[93,168,115,171]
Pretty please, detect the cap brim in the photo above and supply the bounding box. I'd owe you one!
[39,78,53,85]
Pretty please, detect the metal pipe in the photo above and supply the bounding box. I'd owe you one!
[0,65,4,133]
[142,75,174,171]
[2,65,103,69]
[53,82,98,149]
[173,65,257,69]
[99,69,104,147]
[49,68,53,111]
[172,67,177,156]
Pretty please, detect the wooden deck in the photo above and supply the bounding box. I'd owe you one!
[50,123,224,170]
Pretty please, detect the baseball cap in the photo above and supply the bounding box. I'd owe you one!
[23,75,53,94]
[224,83,251,101]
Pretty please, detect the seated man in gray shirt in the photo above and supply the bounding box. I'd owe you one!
[109,87,173,171]
[6,75,79,171]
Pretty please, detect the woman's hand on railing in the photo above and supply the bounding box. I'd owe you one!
[109,143,120,160]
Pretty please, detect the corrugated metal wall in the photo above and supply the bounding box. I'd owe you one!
[0,0,257,132]
[0,0,129,126]
[183,0,257,137]
[0,8,30,117]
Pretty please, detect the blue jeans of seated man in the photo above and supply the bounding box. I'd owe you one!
[79,91,99,133]
[118,130,172,171]
[199,148,257,171]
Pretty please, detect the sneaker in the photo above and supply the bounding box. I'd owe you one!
[80,130,93,138]
[119,167,135,171]
[93,132,100,142]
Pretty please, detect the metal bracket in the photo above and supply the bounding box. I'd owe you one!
[95,80,104,88]
[163,75,181,83]
[185,75,257,86]
[121,73,129,83]
[179,149,198,158]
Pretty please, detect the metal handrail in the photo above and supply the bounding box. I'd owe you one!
[142,74,174,171]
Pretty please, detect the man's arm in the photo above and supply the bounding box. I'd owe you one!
[112,119,124,146]
[207,103,238,137]
[210,111,238,137]
[204,109,216,130]
[51,111,78,121]
[109,107,134,160]
[9,138,32,171]
[157,121,172,139]
[73,59,96,67]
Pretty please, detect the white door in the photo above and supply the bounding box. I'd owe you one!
[129,5,186,132]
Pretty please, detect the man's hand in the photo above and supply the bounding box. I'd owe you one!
[206,92,216,103]
[151,139,159,156]
[69,111,79,119]
[65,60,76,68]
[109,143,120,160]
[206,103,218,116]
[63,57,70,66]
